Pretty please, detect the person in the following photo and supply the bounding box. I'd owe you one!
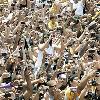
[70,0,86,16]
[48,15,58,30]
[0,0,100,100]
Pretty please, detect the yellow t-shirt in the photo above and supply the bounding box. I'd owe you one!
[65,88,74,100]
[49,3,60,14]
[65,87,79,100]
[48,20,58,30]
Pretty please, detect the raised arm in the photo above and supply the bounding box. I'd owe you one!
[38,35,52,51]
[77,69,96,93]
[23,67,33,100]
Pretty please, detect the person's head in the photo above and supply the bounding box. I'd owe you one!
[18,56,23,62]
[69,59,75,66]
[47,80,57,95]
[87,14,92,20]
[13,75,24,90]
[73,0,78,3]
[1,71,11,83]
[50,16,56,22]
[57,73,67,85]
[68,75,79,87]
[13,80,23,95]
[10,3,16,11]
[3,91,13,100]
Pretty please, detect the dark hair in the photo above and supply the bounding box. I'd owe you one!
[57,27,63,35]
[11,3,15,6]
[67,75,75,86]
[0,7,3,12]
[88,55,94,60]
[57,14,62,18]
[50,16,55,20]
[41,0,46,2]
[36,26,40,31]
[49,39,52,46]
[3,76,12,84]
[21,22,25,24]
[18,56,23,60]
[4,92,11,98]
[38,21,43,23]
[47,0,52,5]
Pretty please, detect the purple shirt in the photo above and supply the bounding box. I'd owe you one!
[0,82,14,89]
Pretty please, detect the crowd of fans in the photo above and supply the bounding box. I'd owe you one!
[0,0,100,100]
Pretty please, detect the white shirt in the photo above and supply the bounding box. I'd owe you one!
[35,0,47,6]
[34,50,43,79]
[45,45,54,56]
[35,50,43,69]
[70,0,84,16]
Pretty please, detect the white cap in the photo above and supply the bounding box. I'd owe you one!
[59,74,66,79]
[2,71,11,79]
